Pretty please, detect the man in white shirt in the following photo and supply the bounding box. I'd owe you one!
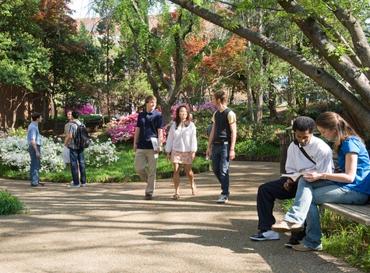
[249,116,333,247]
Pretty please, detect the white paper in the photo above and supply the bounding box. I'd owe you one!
[150,137,159,151]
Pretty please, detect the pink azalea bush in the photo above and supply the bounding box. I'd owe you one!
[107,113,138,143]
[77,103,95,115]
[195,101,217,112]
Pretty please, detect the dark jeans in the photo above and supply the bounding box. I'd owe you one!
[211,143,230,196]
[257,177,305,240]
[70,148,86,185]
[28,145,41,186]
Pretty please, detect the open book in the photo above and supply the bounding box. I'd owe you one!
[281,173,304,182]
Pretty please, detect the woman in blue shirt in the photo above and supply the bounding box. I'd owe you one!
[272,112,369,251]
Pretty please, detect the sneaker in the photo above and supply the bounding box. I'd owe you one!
[216,194,228,204]
[250,230,280,241]
[31,182,45,187]
[292,243,322,252]
[69,182,80,188]
[144,193,153,200]
[284,238,300,248]
[81,183,87,187]
[272,220,303,232]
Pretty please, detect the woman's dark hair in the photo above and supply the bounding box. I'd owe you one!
[292,116,315,133]
[316,111,360,151]
[175,105,190,128]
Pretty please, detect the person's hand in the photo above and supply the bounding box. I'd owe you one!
[303,171,321,182]
[191,152,196,160]
[283,178,295,192]
[36,151,41,159]
[133,143,137,152]
[229,149,235,160]
[206,147,211,159]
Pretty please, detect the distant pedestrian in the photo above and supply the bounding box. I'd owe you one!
[165,105,197,199]
[27,112,44,187]
[133,95,164,200]
[62,110,73,167]
[206,91,237,204]
[64,111,87,188]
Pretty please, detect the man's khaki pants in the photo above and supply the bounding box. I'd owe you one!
[135,149,158,195]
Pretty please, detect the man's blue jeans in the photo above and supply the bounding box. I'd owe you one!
[70,148,87,185]
[211,143,230,196]
[28,145,40,186]
[284,178,368,249]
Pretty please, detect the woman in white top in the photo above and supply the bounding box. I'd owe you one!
[165,105,197,199]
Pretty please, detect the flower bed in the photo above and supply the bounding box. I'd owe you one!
[0,136,118,172]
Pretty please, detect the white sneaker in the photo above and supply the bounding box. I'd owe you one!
[250,230,280,241]
[69,182,80,188]
[216,194,229,204]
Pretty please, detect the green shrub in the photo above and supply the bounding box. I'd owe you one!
[7,128,27,137]
[0,190,24,215]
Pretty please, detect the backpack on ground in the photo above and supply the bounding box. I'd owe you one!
[72,122,91,149]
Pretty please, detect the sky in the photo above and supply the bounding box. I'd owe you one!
[68,0,174,18]
[68,0,96,18]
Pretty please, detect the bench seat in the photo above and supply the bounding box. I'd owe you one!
[321,203,370,226]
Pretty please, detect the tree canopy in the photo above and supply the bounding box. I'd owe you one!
[167,0,370,139]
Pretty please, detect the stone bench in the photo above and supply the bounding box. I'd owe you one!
[321,203,370,226]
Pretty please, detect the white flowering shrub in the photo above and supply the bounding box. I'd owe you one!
[0,136,64,172]
[0,136,118,172]
[84,139,119,167]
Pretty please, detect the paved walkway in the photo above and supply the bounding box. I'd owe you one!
[0,161,362,273]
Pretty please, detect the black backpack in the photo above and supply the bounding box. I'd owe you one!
[72,121,91,149]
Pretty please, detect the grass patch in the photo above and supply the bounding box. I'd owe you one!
[0,190,24,215]
[0,145,210,183]
[321,210,370,272]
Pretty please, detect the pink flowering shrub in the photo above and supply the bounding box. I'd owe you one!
[107,113,138,143]
[195,102,217,112]
[77,103,95,115]
[107,111,167,144]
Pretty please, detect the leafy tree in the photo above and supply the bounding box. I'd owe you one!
[168,0,370,140]
[35,0,101,119]
[0,0,50,128]
[93,0,205,122]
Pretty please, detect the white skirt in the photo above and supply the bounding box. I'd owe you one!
[63,146,70,164]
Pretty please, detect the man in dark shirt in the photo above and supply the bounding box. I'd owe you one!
[206,91,237,203]
[133,95,164,200]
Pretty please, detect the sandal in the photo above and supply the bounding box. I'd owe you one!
[172,194,180,200]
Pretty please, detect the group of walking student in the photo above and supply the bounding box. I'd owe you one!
[27,91,370,252]
[133,91,237,203]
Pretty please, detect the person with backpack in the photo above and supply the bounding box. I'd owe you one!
[206,90,237,204]
[64,111,88,188]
